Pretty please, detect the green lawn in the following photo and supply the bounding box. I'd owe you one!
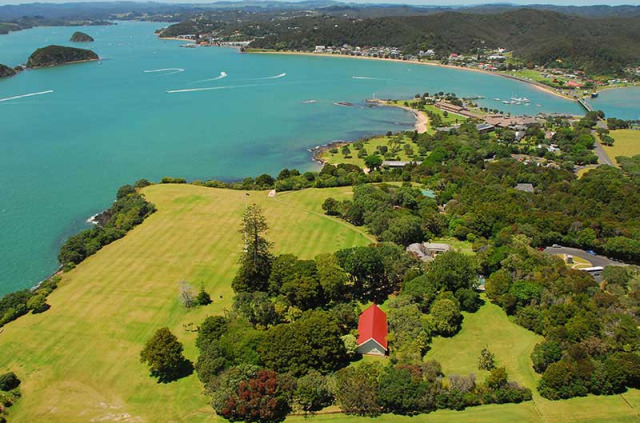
[576,165,598,178]
[425,298,542,388]
[603,129,640,165]
[319,135,419,167]
[0,184,371,422]
[430,236,474,255]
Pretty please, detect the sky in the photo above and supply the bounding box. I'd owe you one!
[0,0,638,6]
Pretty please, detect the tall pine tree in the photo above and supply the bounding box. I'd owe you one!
[232,203,273,293]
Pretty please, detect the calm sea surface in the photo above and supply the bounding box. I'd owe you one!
[588,87,640,121]
[0,21,634,294]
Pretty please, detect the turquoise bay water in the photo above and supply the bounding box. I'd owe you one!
[589,87,640,121]
[1,21,627,295]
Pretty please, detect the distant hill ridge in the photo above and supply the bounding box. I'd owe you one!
[1,2,639,22]
[248,8,640,75]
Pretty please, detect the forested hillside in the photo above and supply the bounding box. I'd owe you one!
[248,9,640,75]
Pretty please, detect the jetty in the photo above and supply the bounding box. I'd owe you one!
[577,98,594,112]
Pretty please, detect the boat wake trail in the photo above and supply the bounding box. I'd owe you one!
[143,68,185,75]
[190,71,228,84]
[167,83,260,94]
[0,90,54,103]
[352,76,388,81]
[250,72,286,80]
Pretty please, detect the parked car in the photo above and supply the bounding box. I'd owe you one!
[586,250,597,256]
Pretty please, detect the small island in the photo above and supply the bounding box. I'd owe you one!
[26,45,99,69]
[0,64,17,78]
[70,31,94,42]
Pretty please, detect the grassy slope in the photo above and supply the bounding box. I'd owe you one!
[0,184,371,422]
[1,184,638,422]
[603,129,640,165]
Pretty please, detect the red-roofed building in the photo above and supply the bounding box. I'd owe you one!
[356,304,388,356]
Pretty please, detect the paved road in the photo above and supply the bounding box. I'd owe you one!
[543,246,626,268]
[591,126,615,166]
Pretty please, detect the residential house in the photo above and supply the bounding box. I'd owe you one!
[357,304,388,356]
[514,183,535,193]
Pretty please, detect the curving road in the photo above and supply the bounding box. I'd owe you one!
[543,246,626,268]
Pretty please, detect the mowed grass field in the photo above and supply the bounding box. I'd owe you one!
[602,129,640,165]
[0,184,372,422]
[1,184,638,422]
[319,135,416,167]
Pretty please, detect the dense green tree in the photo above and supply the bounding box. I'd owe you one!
[402,275,438,310]
[267,254,298,296]
[322,197,341,216]
[292,371,333,415]
[196,316,228,350]
[315,253,350,303]
[430,297,462,337]
[140,327,192,382]
[233,291,279,328]
[333,362,382,416]
[258,310,347,376]
[364,155,383,171]
[455,288,480,312]
[330,302,360,333]
[195,319,264,384]
[58,188,155,266]
[425,252,477,294]
[279,260,323,310]
[255,173,275,187]
[378,365,432,415]
[387,295,431,362]
[380,215,424,246]
[336,246,386,302]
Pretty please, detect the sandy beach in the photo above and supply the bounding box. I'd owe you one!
[250,50,577,101]
[159,36,195,43]
[369,99,428,133]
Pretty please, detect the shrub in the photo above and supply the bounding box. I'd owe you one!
[478,347,496,371]
[26,294,49,314]
[0,372,20,392]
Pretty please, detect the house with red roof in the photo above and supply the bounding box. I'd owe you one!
[356,304,388,356]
